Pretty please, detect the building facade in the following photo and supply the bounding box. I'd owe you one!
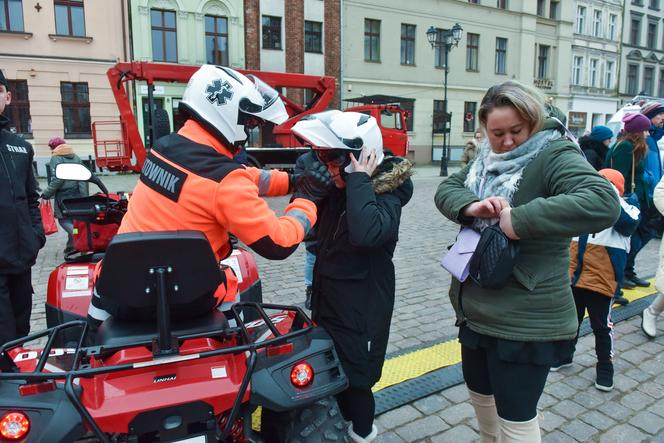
[343,0,574,164]
[243,0,341,107]
[619,0,664,103]
[129,0,245,144]
[0,0,128,173]
[568,0,623,137]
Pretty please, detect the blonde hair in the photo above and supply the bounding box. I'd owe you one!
[478,81,545,133]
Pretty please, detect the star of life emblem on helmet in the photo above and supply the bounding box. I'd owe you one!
[205,80,234,106]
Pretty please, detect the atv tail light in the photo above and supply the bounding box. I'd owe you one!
[18,380,56,396]
[266,342,293,357]
[0,412,30,440]
[290,362,314,387]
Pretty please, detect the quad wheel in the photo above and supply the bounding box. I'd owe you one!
[260,397,349,443]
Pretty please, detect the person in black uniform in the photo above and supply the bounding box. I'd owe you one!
[292,111,413,442]
[0,70,45,346]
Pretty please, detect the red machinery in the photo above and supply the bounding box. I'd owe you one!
[93,62,409,171]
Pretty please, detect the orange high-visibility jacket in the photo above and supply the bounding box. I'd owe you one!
[118,119,316,301]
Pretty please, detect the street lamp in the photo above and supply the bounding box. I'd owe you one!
[427,23,463,176]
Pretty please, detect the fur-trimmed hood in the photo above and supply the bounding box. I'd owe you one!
[371,156,414,195]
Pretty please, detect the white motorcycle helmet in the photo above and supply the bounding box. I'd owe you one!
[292,110,384,173]
[179,65,288,150]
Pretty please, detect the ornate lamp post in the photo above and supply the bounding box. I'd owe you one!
[427,23,463,177]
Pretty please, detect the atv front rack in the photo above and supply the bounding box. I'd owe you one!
[0,302,314,442]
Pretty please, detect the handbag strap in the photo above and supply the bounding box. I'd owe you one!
[609,152,636,194]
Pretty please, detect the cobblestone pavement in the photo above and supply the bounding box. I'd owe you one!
[32,166,664,442]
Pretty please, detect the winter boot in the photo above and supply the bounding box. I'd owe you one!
[348,424,377,443]
[468,390,499,442]
[595,361,614,392]
[305,286,312,310]
[498,415,541,443]
[642,293,664,338]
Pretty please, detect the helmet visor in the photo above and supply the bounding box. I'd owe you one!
[241,75,288,125]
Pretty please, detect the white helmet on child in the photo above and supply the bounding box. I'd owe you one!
[291,110,384,172]
[179,65,288,149]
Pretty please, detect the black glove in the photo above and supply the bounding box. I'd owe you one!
[294,150,317,176]
[291,161,332,204]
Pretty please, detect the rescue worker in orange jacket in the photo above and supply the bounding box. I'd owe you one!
[87,65,331,325]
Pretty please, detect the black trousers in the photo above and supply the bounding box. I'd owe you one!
[335,387,375,437]
[572,286,613,363]
[462,344,550,422]
[0,270,33,346]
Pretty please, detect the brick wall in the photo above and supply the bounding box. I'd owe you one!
[285,0,305,104]
[324,0,341,108]
[244,0,260,70]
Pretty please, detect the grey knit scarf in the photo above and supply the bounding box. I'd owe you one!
[464,129,561,230]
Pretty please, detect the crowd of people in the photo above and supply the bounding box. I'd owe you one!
[2,62,664,442]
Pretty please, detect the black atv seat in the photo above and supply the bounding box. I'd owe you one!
[95,309,228,348]
[94,231,227,345]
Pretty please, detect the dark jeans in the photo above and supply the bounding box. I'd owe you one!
[462,343,550,422]
[336,387,375,437]
[572,287,613,363]
[58,218,75,252]
[625,215,655,277]
[0,270,33,346]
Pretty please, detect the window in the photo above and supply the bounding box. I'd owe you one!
[608,14,617,40]
[537,0,545,16]
[364,19,380,62]
[605,61,614,89]
[495,37,507,74]
[205,15,228,66]
[304,20,322,53]
[463,102,477,133]
[627,64,639,95]
[401,101,414,131]
[54,0,85,36]
[630,16,641,46]
[537,45,549,79]
[1,0,24,32]
[262,15,281,50]
[400,23,415,65]
[60,82,90,136]
[593,10,602,37]
[3,79,30,136]
[650,0,660,8]
[576,6,586,34]
[151,9,177,62]
[659,69,664,97]
[468,0,479,3]
[644,66,654,95]
[549,0,559,19]
[432,100,446,133]
[434,28,447,68]
[466,33,479,71]
[647,21,658,48]
[497,0,507,8]
[572,56,583,85]
[589,59,598,87]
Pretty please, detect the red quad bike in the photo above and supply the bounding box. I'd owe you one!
[0,164,349,442]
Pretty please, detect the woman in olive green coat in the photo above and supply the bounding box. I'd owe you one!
[434,81,619,442]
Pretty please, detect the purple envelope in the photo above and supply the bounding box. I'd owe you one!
[441,228,481,282]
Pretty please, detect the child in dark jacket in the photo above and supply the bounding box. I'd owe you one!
[563,169,640,392]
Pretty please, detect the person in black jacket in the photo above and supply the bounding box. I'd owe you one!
[292,111,413,442]
[579,125,613,171]
[0,70,45,346]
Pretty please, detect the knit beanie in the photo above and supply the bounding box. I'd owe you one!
[48,137,66,150]
[598,168,625,196]
[589,125,613,142]
[623,113,651,133]
[641,101,664,120]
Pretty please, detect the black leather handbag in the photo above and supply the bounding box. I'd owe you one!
[469,224,520,290]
